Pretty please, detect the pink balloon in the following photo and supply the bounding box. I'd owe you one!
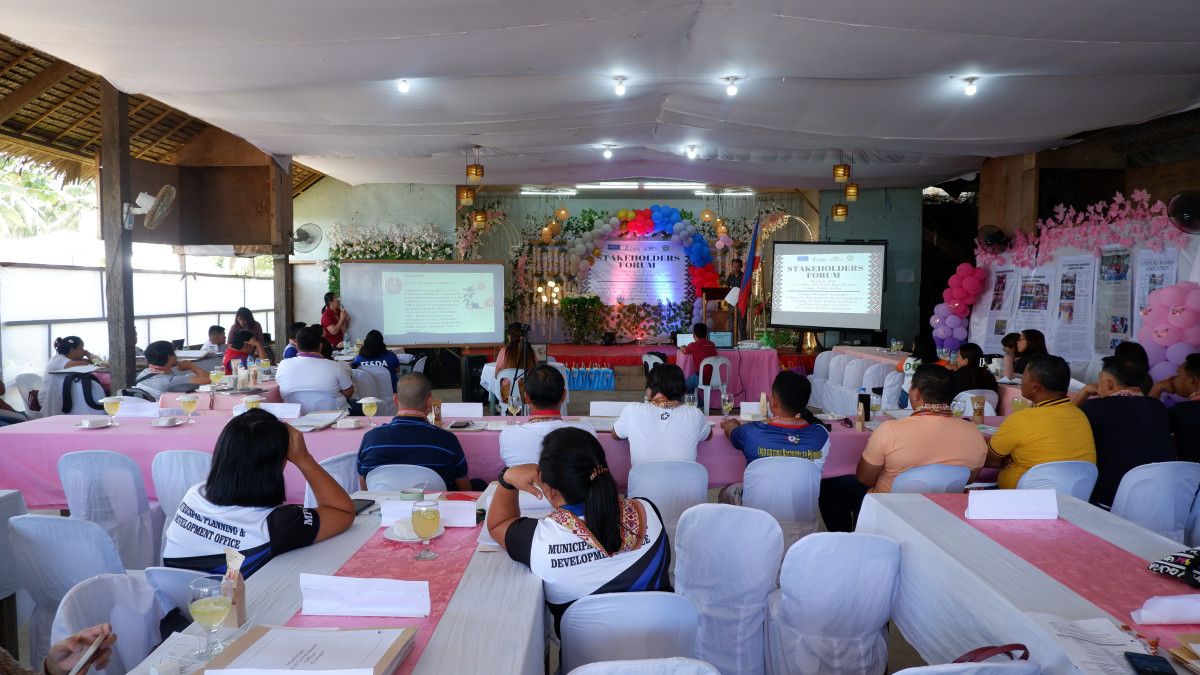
[948,300,964,314]
[1152,325,1180,346]
[1186,288,1200,312]
[1151,361,1179,382]
[973,267,987,280]
[1184,325,1200,346]
[1159,285,1187,307]
[956,263,973,276]
[1179,281,1199,291]
[948,275,963,289]
[1148,289,1165,306]
[1143,304,1168,326]
[1142,341,1167,366]
[945,314,963,328]
[1166,342,1199,366]
[952,287,970,300]
[1168,306,1199,329]
[942,289,955,303]
[962,276,982,294]
[1137,324,1157,346]
[956,305,971,318]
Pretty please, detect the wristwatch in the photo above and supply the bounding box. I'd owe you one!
[497,467,516,490]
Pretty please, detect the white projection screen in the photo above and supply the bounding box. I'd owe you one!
[339,261,506,345]
[769,242,887,330]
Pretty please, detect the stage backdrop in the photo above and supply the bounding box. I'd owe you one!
[582,239,690,305]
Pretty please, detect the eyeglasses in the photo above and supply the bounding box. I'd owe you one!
[1017,338,1027,343]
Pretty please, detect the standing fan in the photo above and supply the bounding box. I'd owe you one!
[1167,191,1200,235]
[123,185,176,230]
[976,225,1011,254]
[292,223,323,253]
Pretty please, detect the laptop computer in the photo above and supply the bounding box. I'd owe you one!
[675,333,695,349]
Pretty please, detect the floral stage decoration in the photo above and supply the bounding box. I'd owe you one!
[322,222,453,293]
[456,200,506,260]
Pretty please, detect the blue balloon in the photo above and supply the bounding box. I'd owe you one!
[670,212,681,223]
[651,205,661,213]
[651,212,663,223]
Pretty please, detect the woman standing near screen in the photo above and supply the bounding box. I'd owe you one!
[321,292,350,349]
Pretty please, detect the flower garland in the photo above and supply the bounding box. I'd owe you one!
[323,221,453,293]
[976,189,1191,268]
[456,200,507,260]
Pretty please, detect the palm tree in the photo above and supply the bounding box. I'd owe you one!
[0,154,97,239]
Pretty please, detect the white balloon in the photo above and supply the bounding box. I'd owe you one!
[569,253,580,264]
[680,219,691,227]
[609,217,620,226]
[672,222,684,234]
[575,244,586,256]
[601,224,612,235]
[685,225,697,236]
[594,218,604,227]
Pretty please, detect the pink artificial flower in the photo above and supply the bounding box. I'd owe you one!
[1113,192,1125,205]
[1131,189,1150,204]
[1151,201,1166,214]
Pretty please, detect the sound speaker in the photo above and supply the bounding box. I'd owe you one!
[460,354,490,404]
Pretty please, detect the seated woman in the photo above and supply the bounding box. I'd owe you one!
[227,307,265,347]
[612,363,711,465]
[1006,328,1047,377]
[951,342,998,395]
[37,336,97,412]
[352,330,410,392]
[897,334,946,408]
[487,427,672,635]
[163,408,355,577]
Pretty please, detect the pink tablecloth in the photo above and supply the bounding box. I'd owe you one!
[996,383,1029,415]
[159,383,283,410]
[832,345,908,366]
[678,349,780,407]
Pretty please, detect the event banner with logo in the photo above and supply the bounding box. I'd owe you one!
[584,240,689,306]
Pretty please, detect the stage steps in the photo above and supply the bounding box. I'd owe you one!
[613,365,646,391]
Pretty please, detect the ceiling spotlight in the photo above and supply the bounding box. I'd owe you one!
[725,77,739,96]
[602,144,615,159]
[397,79,410,93]
[964,77,978,96]
[686,145,698,159]
[614,77,626,96]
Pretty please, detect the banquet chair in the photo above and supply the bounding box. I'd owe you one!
[742,457,822,552]
[1015,461,1098,501]
[1111,461,1200,543]
[284,390,340,414]
[9,515,126,670]
[360,363,396,394]
[891,464,971,494]
[894,662,1041,675]
[626,460,709,577]
[52,573,163,675]
[695,356,731,411]
[413,356,428,373]
[561,592,699,673]
[765,533,900,675]
[951,389,999,417]
[567,658,721,675]
[442,402,484,418]
[861,362,889,395]
[830,357,874,417]
[675,504,783,675]
[16,372,41,419]
[365,464,446,492]
[58,450,163,570]
[496,368,527,414]
[806,352,836,410]
[0,490,28,657]
[881,371,904,411]
[305,452,361,508]
[350,367,382,403]
[816,354,854,413]
[41,374,107,417]
[151,450,211,541]
[589,401,631,416]
[643,353,665,376]
[144,566,206,619]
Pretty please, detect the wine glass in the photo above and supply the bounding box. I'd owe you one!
[721,393,735,419]
[684,393,697,408]
[210,369,224,389]
[178,395,199,423]
[507,394,523,418]
[101,396,121,426]
[951,400,967,418]
[870,394,882,415]
[188,575,232,660]
[362,398,378,426]
[412,500,440,561]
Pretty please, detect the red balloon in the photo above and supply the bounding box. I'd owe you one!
[973,267,987,280]
[948,275,963,289]
[952,287,969,300]
[956,263,973,276]
[942,289,955,303]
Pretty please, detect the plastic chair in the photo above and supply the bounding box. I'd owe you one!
[42,374,107,417]
[151,450,211,540]
[561,592,699,673]
[9,515,126,670]
[742,457,822,552]
[0,490,29,605]
[695,356,731,411]
[627,461,709,576]
[305,452,360,508]
[675,504,783,675]
[51,573,163,675]
[590,401,631,416]
[806,352,836,410]
[496,368,527,414]
[413,356,428,373]
[144,566,206,619]
[442,402,484,418]
[1111,461,1200,543]
[890,464,971,494]
[58,450,163,570]
[359,365,397,417]
[16,372,41,419]
[643,353,665,376]
[365,464,447,491]
[894,662,1041,675]
[1015,461,1098,501]
[765,533,900,675]
[284,390,340,414]
[881,371,904,411]
[567,658,721,675]
[952,389,999,417]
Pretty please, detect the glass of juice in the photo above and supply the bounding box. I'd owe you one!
[412,500,440,561]
[178,395,199,423]
[188,575,232,659]
[361,397,379,426]
[100,396,122,426]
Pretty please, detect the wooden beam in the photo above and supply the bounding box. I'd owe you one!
[0,125,94,161]
[0,60,76,124]
[271,159,294,357]
[134,115,191,158]
[99,79,135,390]
[291,171,323,197]
[21,75,99,132]
[0,48,36,81]
[66,98,150,145]
[81,105,171,152]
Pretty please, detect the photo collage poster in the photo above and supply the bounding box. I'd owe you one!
[1015,266,1057,341]
[1052,255,1098,362]
[983,266,1018,353]
[1132,248,1179,338]
[1093,246,1132,354]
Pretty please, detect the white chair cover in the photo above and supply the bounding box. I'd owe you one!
[951,389,999,417]
[881,371,904,411]
[366,464,446,491]
[284,389,340,414]
[360,363,396,396]
[1015,461,1098,501]
[0,490,29,600]
[561,592,699,673]
[442,402,484,418]
[350,367,381,402]
[1111,461,1200,543]
[627,461,709,576]
[894,662,1042,675]
[675,504,783,675]
[51,573,163,675]
[305,452,361,508]
[831,358,875,417]
[696,356,732,411]
[10,515,126,669]
[807,352,836,410]
[413,356,428,373]
[58,450,163,570]
[816,354,853,413]
[151,450,211,543]
[144,566,206,619]
[862,362,889,391]
[42,375,107,417]
[743,457,822,552]
[113,396,161,416]
[590,401,631,416]
[765,533,900,675]
[568,658,722,675]
[890,464,971,494]
[17,372,41,419]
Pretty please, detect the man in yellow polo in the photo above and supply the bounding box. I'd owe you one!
[986,354,1096,488]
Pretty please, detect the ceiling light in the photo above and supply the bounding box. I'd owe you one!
[844,183,859,202]
[964,78,978,96]
[466,145,484,185]
[643,182,707,190]
[831,204,849,222]
[602,144,615,159]
[687,145,698,159]
[725,77,739,96]
[519,189,577,196]
[614,77,626,96]
[575,182,639,190]
[471,210,487,228]
[456,186,476,205]
[397,79,410,93]
[832,163,851,183]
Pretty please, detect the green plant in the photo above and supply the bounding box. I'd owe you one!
[559,294,605,344]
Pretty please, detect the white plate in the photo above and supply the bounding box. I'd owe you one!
[73,420,113,429]
[383,525,445,542]
[147,418,188,428]
[707,420,716,426]
[816,413,842,420]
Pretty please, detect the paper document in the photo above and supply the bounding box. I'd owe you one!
[286,411,346,432]
[380,500,477,527]
[577,416,617,432]
[218,670,370,675]
[966,489,1058,519]
[1027,613,1146,675]
[300,575,430,617]
[217,627,414,671]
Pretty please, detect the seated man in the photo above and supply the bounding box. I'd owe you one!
[222,329,267,375]
[134,340,211,400]
[613,363,711,465]
[275,326,353,409]
[717,370,830,503]
[1151,352,1200,462]
[356,372,480,491]
[282,321,306,360]
[680,322,718,394]
[818,364,988,532]
[1079,355,1173,508]
[201,325,226,352]
[986,354,1096,489]
[499,364,596,466]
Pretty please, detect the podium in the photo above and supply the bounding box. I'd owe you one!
[701,286,739,343]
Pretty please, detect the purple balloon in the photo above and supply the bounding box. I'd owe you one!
[952,326,968,341]
[1142,341,1167,366]
[934,303,951,317]
[944,315,963,329]
[930,315,943,328]
[933,325,952,340]
[1166,342,1200,366]
[1151,360,1179,382]
[943,337,962,352]
[933,335,945,347]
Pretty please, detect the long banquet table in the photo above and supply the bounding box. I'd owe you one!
[677,348,781,407]
[857,493,1195,675]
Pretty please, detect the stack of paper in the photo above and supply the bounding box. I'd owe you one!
[1166,633,1200,674]
[299,574,429,617]
[966,489,1058,519]
[199,626,416,674]
[577,416,617,432]
[286,411,347,432]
